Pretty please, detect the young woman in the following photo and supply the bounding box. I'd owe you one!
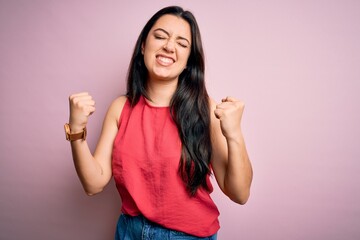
[65,6,253,240]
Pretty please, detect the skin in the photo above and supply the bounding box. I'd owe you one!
[141,14,191,106]
[68,14,253,204]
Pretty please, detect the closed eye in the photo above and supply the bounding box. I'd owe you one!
[154,34,166,40]
[177,42,189,48]
[153,28,191,47]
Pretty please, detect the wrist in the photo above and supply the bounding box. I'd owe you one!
[64,123,87,141]
[68,122,86,133]
[225,131,245,145]
[69,126,85,134]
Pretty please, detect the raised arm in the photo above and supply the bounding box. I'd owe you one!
[67,92,126,195]
[210,96,253,204]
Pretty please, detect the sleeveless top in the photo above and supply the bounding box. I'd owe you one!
[112,95,220,237]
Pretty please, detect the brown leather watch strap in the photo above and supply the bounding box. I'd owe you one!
[64,123,87,141]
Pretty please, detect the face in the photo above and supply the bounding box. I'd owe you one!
[142,14,192,82]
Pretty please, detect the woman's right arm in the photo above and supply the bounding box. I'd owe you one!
[68,92,126,195]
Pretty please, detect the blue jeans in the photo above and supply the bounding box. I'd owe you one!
[115,214,217,240]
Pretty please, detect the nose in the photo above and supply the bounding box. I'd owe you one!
[163,39,175,53]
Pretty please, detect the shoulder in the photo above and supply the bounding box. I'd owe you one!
[208,96,223,135]
[208,97,217,111]
[208,96,218,123]
[106,95,128,125]
[110,95,128,108]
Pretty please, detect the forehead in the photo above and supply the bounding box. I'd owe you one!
[151,14,191,39]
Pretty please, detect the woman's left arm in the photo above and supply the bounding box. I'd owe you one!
[210,96,253,204]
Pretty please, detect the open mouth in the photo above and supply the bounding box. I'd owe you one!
[156,55,175,66]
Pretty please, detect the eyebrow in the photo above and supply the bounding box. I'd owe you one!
[153,28,191,45]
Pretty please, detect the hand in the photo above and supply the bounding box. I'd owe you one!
[214,96,245,140]
[68,92,96,133]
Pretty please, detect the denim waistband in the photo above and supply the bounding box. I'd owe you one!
[115,213,217,240]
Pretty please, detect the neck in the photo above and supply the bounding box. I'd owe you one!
[146,77,177,107]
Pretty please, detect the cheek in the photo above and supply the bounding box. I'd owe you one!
[143,53,152,70]
[180,51,191,65]
[145,39,162,52]
[143,44,160,64]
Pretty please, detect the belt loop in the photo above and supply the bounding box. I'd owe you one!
[141,215,151,240]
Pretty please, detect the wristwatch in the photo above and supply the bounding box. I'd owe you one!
[64,123,87,141]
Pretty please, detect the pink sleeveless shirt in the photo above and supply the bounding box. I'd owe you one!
[112,96,220,237]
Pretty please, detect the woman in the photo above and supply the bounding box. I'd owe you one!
[65,6,253,240]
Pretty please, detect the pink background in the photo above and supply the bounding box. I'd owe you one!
[1,0,359,239]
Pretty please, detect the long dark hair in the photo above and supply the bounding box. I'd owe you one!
[126,6,212,195]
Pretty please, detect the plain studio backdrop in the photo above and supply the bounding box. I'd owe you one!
[0,0,359,239]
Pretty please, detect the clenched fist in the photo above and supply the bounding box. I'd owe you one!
[68,92,96,133]
[214,96,245,140]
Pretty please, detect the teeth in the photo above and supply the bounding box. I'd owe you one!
[158,56,173,64]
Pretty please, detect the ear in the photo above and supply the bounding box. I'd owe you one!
[141,43,145,54]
